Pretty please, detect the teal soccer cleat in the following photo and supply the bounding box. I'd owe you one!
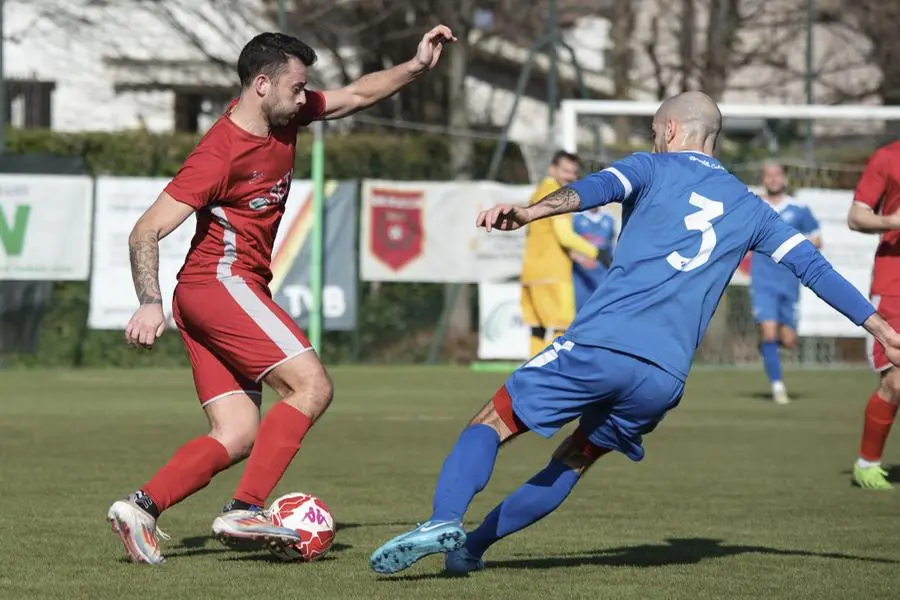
[369,520,466,574]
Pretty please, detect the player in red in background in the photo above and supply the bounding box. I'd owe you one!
[848,139,900,490]
[107,26,457,564]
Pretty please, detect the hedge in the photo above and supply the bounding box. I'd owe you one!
[5,126,873,368]
[4,128,528,368]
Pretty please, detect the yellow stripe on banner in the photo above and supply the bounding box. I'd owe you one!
[270,180,338,294]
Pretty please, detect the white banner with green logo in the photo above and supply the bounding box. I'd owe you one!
[0,175,93,280]
[478,281,531,360]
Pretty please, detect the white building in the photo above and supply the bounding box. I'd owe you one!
[4,0,883,159]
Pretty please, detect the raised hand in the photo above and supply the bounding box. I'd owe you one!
[413,25,458,71]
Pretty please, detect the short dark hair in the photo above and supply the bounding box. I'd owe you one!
[550,150,579,165]
[237,32,318,88]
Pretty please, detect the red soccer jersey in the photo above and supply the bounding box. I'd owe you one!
[855,140,900,296]
[166,92,327,286]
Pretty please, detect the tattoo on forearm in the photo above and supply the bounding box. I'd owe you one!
[129,231,162,305]
[538,186,581,216]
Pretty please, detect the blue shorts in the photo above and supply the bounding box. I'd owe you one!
[505,338,685,461]
[751,288,799,330]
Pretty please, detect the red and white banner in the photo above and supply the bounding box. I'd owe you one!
[360,179,534,283]
[367,187,425,272]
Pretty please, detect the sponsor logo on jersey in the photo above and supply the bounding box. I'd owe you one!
[249,168,293,210]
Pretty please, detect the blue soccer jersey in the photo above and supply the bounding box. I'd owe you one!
[750,198,820,298]
[572,210,617,310]
[563,151,874,380]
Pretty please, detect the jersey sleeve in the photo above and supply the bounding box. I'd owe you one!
[292,90,327,127]
[854,148,888,209]
[164,141,229,210]
[752,205,874,326]
[751,204,807,261]
[568,152,654,211]
[549,215,599,259]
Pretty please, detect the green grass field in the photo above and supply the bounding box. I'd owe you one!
[1,366,898,600]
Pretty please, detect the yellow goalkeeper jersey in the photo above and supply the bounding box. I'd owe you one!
[520,177,599,285]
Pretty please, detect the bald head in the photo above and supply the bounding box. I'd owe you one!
[652,91,722,155]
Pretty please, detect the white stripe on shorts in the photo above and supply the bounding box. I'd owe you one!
[201,389,263,407]
[221,276,307,361]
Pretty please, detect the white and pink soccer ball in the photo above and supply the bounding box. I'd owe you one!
[268,492,335,562]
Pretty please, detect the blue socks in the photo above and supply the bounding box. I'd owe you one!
[760,340,782,385]
[431,424,501,522]
[465,459,580,558]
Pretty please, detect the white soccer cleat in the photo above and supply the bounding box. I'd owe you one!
[212,509,302,551]
[107,497,170,565]
[772,382,791,405]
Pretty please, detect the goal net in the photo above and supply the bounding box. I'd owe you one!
[558,100,900,368]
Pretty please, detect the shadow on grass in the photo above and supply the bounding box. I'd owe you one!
[378,537,898,581]
[840,464,900,484]
[166,535,354,561]
[333,521,417,531]
[222,545,350,563]
[490,537,899,569]
[744,391,808,402]
[888,465,900,483]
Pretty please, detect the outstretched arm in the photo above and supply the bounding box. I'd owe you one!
[477,159,650,233]
[752,213,900,364]
[320,25,456,120]
[780,241,900,361]
[528,186,584,221]
[474,186,582,233]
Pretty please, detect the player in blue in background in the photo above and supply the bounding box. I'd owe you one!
[369,91,900,576]
[750,162,822,404]
[571,206,617,311]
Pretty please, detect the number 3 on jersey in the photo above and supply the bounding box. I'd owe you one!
[666,192,724,272]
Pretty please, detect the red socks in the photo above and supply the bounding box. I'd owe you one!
[233,402,313,507]
[139,403,313,515]
[142,436,232,513]
[859,392,899,462]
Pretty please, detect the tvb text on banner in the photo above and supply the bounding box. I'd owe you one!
[0,174,92,280]
[269,180,357,331]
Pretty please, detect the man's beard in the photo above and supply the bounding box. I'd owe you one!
[264,102,295,127]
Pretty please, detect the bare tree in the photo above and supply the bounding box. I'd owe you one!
[635,0,811,101]
[825,1,900,106]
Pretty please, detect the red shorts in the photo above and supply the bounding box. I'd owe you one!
[172,277,312,405]
[868,294,900,372]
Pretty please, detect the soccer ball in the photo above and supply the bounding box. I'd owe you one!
[268,492,335,562]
